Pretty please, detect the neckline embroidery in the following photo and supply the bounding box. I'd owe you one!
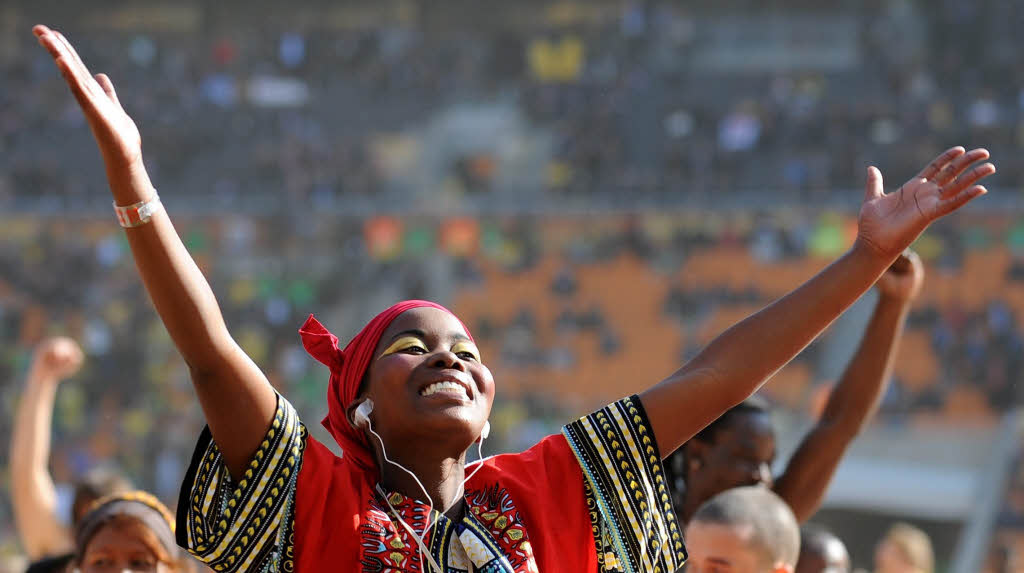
[362,488,532,572]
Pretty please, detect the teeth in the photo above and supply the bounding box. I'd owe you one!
[420,381,468,399]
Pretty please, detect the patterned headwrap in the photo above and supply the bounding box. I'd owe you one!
[298,300,474,469]
[75,491,176,557]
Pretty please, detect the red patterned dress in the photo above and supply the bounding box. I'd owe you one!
[176,394,686,572]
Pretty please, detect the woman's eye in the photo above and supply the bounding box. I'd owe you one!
[456,351,477,361]
[404,345,427,354]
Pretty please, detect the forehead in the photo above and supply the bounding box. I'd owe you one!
[84,520,156,554]
[720,411,775,445]
[684,522,762,570]
[379,307,470,342]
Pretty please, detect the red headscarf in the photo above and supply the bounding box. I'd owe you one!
[298,300,474,470]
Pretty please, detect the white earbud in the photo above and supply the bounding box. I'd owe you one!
[480,420,491,440]
[354,398,374,428]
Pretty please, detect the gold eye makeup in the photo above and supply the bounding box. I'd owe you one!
[379,336,426,358]
[452,341,481,362]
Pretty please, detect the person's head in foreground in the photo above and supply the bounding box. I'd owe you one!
[684,486,800,573]
[667,398,775,521]
[73,491,187,573]
[795,525,850,573]
[873,522,933,573]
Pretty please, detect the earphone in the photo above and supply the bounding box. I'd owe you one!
[352,398,490,572]
[353,398,374,429]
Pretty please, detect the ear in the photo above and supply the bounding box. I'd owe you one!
[346,395,370,429]
[684,439,711,470]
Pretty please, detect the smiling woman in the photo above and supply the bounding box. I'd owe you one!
[32,20,996,573]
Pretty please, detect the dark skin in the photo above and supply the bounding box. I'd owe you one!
[34,24,993,519]
[676,252,925,524]
[350,307,494,517]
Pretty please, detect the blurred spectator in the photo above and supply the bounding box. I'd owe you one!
[11,338,131,572]
[874,523,934,573]
[684,486,800,573]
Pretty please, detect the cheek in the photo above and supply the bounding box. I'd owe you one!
[370,355,420,391]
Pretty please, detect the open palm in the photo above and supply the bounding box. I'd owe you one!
[858,147,994,260]
[33,25,142,171]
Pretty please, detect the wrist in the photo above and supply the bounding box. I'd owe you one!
[851,237,897,267]
[26,366,60,388]
[876,291,915,310]
[105,158,156,205]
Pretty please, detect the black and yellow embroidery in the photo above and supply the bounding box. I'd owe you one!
[177,395,306,573]
[563,395,687,573]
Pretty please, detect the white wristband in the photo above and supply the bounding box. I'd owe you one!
[113,193,162,228]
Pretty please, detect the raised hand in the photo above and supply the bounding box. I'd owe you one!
[33,25,149,195]
[30,337,85,383]
[857,147,994,261]
[876,249,924,302]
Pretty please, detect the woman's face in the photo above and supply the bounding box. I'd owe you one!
[361,307,495,451]
[79,520,174,573]
[685,411,777,512]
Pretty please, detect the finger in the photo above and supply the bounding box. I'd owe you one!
[95,73,123,108]
[932,148,990,185]
[864,166,884,202]
[54,57,96,112]
[36,30,94,97]
[54,31,91,80]
[941,162,996,197]
[917,146,965,180]
[35,28,67,62]
[935,185,987,217]
[54,31,103,99]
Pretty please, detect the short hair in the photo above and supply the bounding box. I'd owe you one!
[800,524,848,567]
[882,522,934,573]
[693,396,771,443]
[692,486,800,567]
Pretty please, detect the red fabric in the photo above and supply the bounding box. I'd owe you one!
[293,300,596,571]
[293,433,597,572]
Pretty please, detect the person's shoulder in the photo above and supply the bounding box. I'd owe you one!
[468,434,577,484]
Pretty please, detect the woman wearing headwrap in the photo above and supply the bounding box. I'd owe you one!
[33,24,995,572]
[73,491,185,573]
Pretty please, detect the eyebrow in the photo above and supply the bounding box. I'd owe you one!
[387,329,472,344]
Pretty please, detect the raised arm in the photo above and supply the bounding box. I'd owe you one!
[641,147,993,457]
[10,338,83,559]
[773,250,923,522]
[33,25,276,478]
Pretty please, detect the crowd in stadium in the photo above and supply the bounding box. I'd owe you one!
[4,1,1024,205]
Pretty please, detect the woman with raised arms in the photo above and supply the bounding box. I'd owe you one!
[32,24,994,573]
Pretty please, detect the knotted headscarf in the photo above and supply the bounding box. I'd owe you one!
[298,300,474,470]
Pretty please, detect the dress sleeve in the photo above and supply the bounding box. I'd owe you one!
[562,395,687,572]
[176,394,306,573]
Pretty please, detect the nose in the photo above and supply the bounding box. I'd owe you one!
[430,349,466,371]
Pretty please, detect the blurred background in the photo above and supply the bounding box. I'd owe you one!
[1,0,1023,571]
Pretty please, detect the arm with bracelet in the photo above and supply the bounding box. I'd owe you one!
[33,25,276,481]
